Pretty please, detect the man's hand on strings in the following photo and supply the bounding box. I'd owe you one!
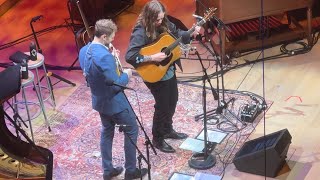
[191,25,202,38]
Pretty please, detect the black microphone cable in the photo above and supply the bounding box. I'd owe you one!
[259,0,267,179]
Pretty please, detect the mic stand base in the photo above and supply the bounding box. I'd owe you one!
[41,72,76,87]
[188,153,216,170]
[207,113,221,125]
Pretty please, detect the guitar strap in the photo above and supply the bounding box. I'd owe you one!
[175,59,183,72]
[83,43,120,87]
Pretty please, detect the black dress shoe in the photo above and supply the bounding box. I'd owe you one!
[103,166,124,180]
[164,130,188,139]
[125,168,148,180]
[152,139,176,153]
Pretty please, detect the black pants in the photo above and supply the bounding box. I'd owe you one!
[145,76,178,141]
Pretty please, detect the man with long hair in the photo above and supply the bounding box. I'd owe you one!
[125,1,200,153]
[79,19,147,180]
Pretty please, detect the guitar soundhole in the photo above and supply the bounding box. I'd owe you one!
[160,47,172,66]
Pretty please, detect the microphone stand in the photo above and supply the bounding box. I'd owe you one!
[207,17,244,128]
[188,50,216,170]
[194,37,221,123]
[211,16,230,113]
[118,125,148,180]
[194,14,235,124]
[30,17,76,88]
[195,17,247,131]
[7,101,28,139]
[122,90,157,180]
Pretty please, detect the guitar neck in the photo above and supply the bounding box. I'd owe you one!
[165,18,207,54]
[165,37,182,54]
[76,1,93,40]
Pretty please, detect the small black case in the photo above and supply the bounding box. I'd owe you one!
[9,51,30,64]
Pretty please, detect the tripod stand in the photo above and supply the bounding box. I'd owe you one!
[194,13,235,123]
[30,15,76,88]
[202,17,249,133]
[66,0,83,71]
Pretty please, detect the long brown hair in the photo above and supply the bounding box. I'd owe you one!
[137,0,169,41]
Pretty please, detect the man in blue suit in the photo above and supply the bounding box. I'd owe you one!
[79,19,147,180]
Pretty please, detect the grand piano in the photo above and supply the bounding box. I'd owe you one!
[196,0,314,63]
[0,65,53,179]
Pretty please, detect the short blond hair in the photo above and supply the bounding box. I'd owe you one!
[94,19,117,38]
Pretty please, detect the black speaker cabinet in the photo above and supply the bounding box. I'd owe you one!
[233,129,292,177]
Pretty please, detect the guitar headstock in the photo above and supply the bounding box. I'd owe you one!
[196,7,217,26]
[203,7,217,21]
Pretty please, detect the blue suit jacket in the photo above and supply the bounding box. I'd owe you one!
[79,42,130,116]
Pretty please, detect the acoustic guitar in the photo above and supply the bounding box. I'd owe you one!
[75,0,94,49]
[136,7,217,83]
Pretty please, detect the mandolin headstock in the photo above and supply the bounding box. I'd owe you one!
[197,7,217,26]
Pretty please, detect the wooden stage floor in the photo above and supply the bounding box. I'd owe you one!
[0,0,320,179]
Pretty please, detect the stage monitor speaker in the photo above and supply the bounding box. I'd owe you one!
[233,129,292,177]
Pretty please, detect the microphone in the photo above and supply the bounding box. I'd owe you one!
[211,15,232,32]
[105,79,134,90]
[31,15,43,22]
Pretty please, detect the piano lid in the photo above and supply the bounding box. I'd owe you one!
[198,0,314,24]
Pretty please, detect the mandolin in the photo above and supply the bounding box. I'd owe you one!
[136,7,217,83]
[75,0,94,49]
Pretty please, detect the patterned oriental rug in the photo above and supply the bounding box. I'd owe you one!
[31,76,272,180]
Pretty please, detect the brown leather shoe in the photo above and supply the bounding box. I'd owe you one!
[152,139,176,153]
[164,129,188,139]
